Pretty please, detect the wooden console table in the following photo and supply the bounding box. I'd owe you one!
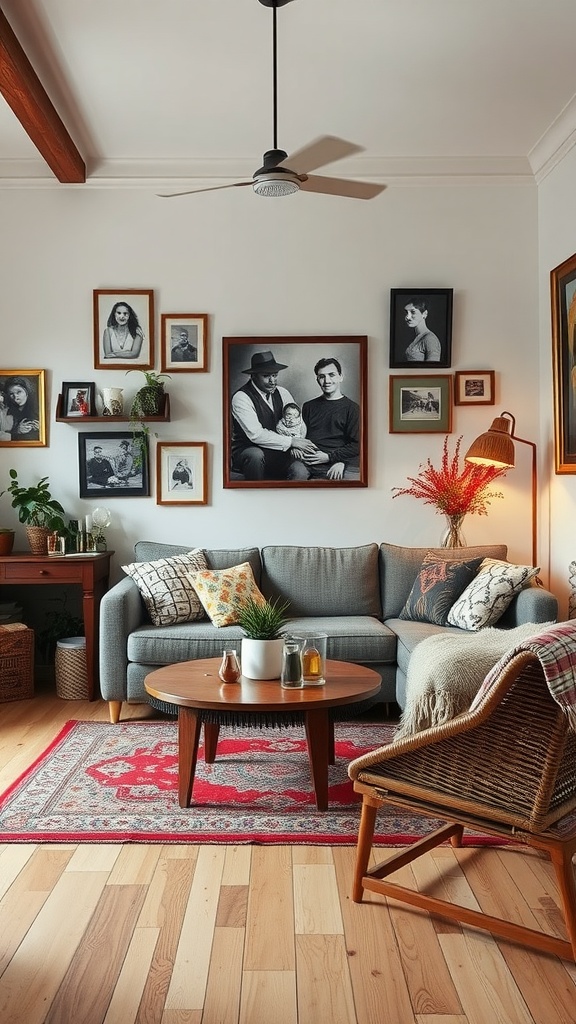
[0,551,113,700]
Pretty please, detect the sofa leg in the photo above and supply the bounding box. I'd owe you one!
[108,700,122,724]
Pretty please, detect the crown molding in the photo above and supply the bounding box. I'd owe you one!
[529,93,576,183]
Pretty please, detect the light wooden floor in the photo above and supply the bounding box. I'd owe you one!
[0,691,575,1024]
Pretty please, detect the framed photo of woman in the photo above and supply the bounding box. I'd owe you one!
[389,288,453,369]
[0,369,46,447]
[156,442,208,505]
[93,289,154,370]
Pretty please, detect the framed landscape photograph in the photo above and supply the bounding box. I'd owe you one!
[454,370,495,406]
[156,442,208,505]
[62,381,96,417]
[0,368,47,446]
[389,374,452,434]
[223,336,368,488]
[389,288,453,368]
[551,251,576,473]
[78,431,150,498]
[160,313,208,372]
[93,288,154,370]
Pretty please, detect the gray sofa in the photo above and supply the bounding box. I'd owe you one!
[99,540,558,722]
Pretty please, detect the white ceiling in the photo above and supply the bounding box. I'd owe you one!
[1,0,576,189]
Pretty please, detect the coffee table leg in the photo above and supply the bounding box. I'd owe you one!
[178,706,202,807]
[203,722,220,763]
[304,708,330,811]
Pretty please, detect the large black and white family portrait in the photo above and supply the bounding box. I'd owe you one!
[0,369,46,447]
[78,432,150,498]
[223,337,367,487]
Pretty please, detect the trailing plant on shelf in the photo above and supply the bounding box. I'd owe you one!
[127,369,170,425]
[237,596,290,640]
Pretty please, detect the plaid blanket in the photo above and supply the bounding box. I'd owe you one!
[470,620,576,728]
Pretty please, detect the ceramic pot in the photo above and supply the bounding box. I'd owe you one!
[0,529,15,556]
[240,637,284,680]
[25,525,50,555]
[100,387,124,416]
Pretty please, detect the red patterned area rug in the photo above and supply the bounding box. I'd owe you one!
[0,720,500,845]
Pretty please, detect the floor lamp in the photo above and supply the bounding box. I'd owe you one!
[464,411,538,568]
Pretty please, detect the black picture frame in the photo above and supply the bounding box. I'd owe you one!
[62,381,96,417]
[223,336,368,488]
[389,288,453,368]
[78,431,150,498]
[551,251,576,473]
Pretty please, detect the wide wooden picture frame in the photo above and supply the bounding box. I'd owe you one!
[93,289,154,370]
[0,368,47,446]
[223,336,368,488]
[160,313,208,372]
[551,251,576,473]
[389,288,453,368]
[62,381,96,417]
[389,374,452,433]
[453,370,495,406]
[156,441,208,505]
[78,431,150,497]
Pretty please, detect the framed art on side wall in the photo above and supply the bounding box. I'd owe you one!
[160,314,208,372]
[0,369,47,446]
[551,251,576,473]
[156,442,208,505]
[93,289,154,370]
[78,431,150,497]
[453,370,495,406]
[389,374,452,433]
[223,336,368,488]
[389,288,453,368]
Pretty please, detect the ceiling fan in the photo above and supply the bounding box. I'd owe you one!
[159,0,385,201]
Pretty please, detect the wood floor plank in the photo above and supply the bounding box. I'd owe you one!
[162,1011,202,1023]
[202,927,244,1023]
[244,845,295,971]
[293,863,344,934]
[296,934,357,1024]
[107,844,162,885]
[0,890,51,976]
[103,927,160,1024]
[239,970,297,1024]
[0,844,37,899]
[222,844,251,885]
[292,846,334,864]
[66,843,122,872]
[216,884,248,928]
[440,931,534,1024]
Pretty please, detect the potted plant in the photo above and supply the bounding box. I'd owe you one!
[237,595,290,680]
[0,527,15,556]
[4,470,67,554]
[127,369,170,424]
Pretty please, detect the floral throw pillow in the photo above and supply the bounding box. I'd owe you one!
[447,558,541,631]
[187,562,266,627]
[122,549,208,626]
[399,555,484,626]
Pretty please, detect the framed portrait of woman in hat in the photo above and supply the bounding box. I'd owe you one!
[222,336,368,488]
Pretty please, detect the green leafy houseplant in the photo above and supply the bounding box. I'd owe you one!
[127,370,170,421]
[237,596,290,640]
[5,470,66,529]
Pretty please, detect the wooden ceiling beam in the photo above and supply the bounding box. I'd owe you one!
[0,8,85,182]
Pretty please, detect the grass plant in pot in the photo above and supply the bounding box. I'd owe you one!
[4,470,66,554]
[237,596,290,680]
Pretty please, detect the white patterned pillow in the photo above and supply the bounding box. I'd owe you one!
[447,558,541,631]
[122,549,208,625]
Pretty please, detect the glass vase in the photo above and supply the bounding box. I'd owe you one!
[441,514,467,548]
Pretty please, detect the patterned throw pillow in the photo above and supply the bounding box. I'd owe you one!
[187,562,266,627]
[399,555,484,626]
[447,558,541,631]
[122,549,208,626]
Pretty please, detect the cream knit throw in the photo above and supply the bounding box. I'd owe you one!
[396,621,554,739]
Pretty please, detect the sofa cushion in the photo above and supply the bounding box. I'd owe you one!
[447,558,541,630]
[399,555,484,626]
[379,542,508,620]
[187,562,266,627]
[122,549,208,626]
[134,542,262,585]
[261,544,381,616]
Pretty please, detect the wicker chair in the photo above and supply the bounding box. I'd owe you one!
[348,646,576,961]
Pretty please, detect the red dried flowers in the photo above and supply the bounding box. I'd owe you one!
[392,435,506,517]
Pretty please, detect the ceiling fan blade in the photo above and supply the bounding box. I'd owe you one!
[299,175,386,200]
[279,136,364,175]
[158,181,252,198]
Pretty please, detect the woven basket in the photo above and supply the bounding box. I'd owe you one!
[55,638,88,700]
[0,623,34,702]
[26,525,50,555]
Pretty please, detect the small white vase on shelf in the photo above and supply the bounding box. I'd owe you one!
[99,387,124,416]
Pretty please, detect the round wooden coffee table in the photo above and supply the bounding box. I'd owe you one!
[144,658,381,811]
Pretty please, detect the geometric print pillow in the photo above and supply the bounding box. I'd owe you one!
[121,548,208,626]
[447,558,541,631]
[186,562,266,627]
[399,555,484,626]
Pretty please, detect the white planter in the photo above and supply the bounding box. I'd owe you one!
[240,637,284,680]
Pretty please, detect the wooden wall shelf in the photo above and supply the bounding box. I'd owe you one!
[55,394,170,424]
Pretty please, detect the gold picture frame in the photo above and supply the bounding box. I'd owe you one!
[0,369,47,446]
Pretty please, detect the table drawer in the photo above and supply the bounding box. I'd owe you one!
[2,563,82,583]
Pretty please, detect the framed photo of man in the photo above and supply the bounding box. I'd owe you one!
[389,288,453,369]
[156,442,208,505]
[223,336,368,488]
[93,289,154,370]
[78,431,150,498]
[160,313,208,372]
[551,251,576,473]
[0,369,47,447]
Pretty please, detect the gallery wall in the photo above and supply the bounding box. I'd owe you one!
[0,179,542,585]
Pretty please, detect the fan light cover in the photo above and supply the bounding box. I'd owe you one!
[253,176,300,197]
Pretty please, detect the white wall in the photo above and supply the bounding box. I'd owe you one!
[0,181,540,582]
[538,146,576,617]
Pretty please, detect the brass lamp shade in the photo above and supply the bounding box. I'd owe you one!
[464,416,516,468]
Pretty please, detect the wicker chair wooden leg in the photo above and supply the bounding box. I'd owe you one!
[549,840,576,959]
[352,794,380,902]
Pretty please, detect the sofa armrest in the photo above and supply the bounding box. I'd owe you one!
[99,576,146,701]
[500,586,558,628]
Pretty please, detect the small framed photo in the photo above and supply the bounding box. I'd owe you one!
[454,370,495,406]
[78,431,150,498]
[156,442,208,505]
[0,369,47,446]
[389,288,453,368]
[160,313,208,372]
[389,374,452,434]
[62,381,96,417]
[93,289,154,370]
